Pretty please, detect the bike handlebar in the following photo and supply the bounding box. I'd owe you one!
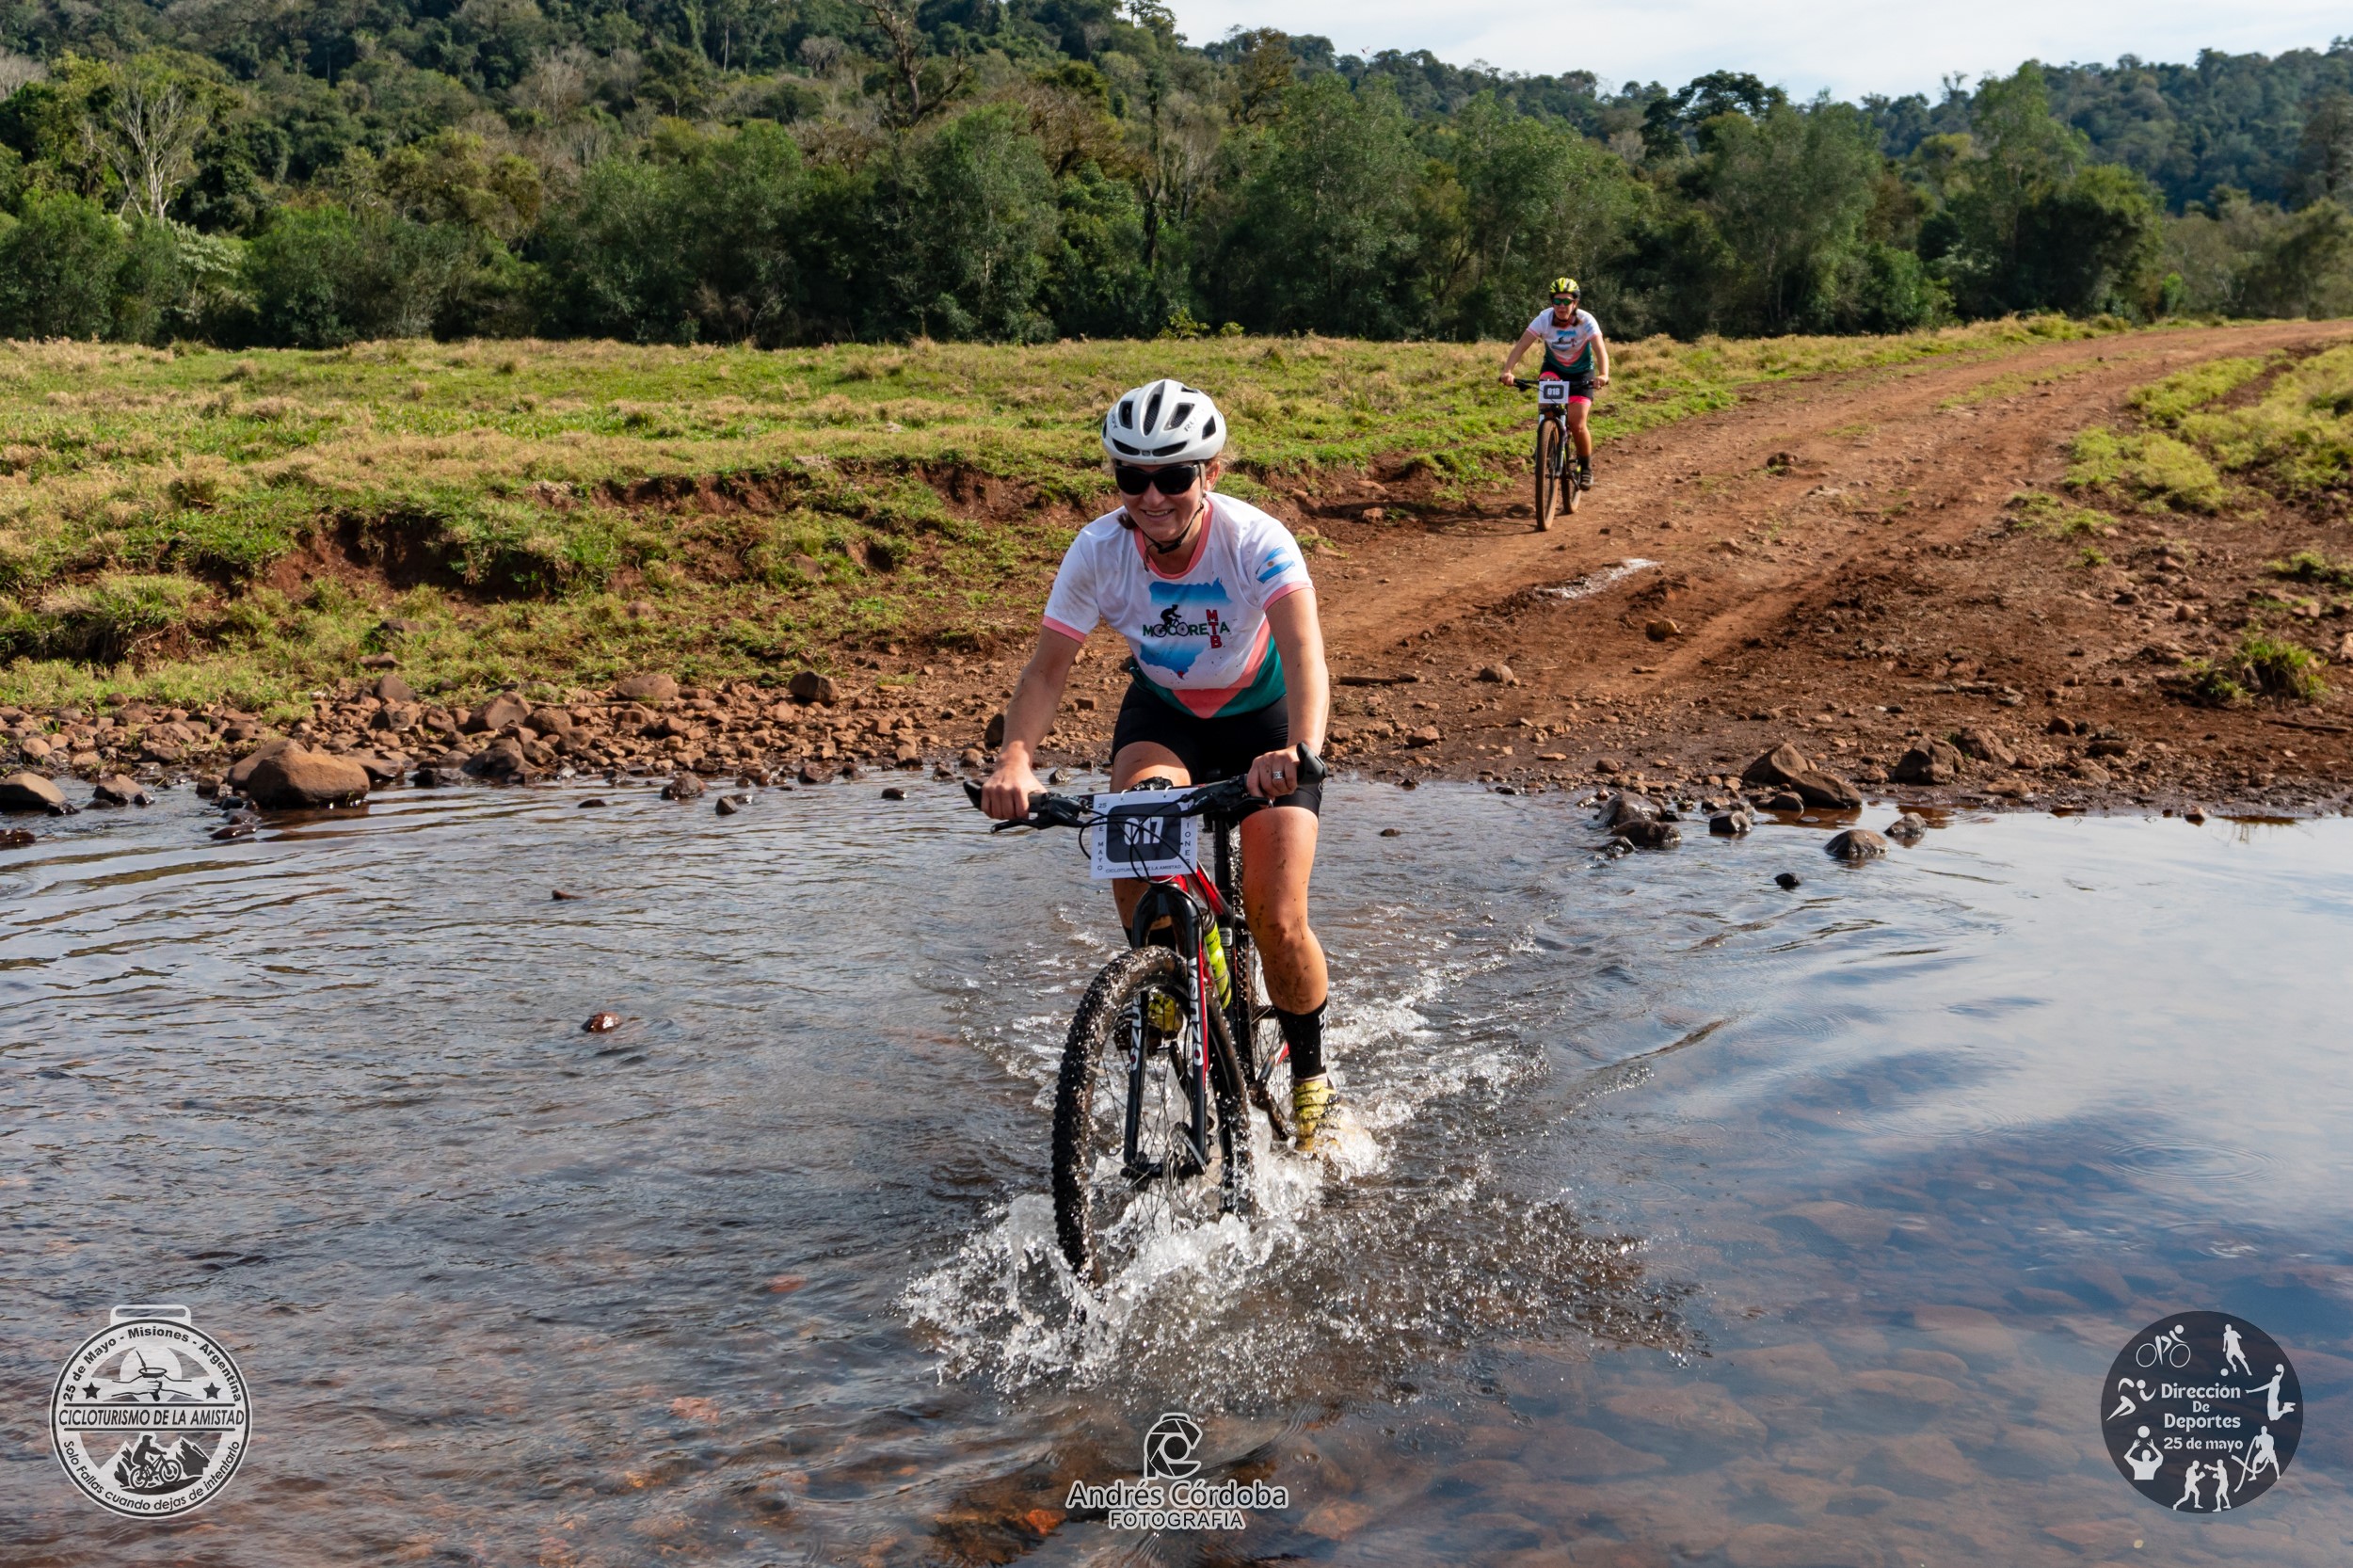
[962,746,1326,831]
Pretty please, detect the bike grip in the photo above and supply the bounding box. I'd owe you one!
[1294,745,1328,785]
[962,780,985,810]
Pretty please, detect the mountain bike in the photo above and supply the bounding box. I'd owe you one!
[1513,376,1587,530]
[966,755,1321,1285]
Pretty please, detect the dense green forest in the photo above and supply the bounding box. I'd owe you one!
[0,0,2348,346]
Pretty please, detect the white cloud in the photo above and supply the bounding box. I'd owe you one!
[1165,0,2350,101]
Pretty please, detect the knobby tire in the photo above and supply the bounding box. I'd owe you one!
[1533,417,1560,532]
[1050,944,1249,1283]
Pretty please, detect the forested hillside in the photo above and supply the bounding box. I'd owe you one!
[0,0,2348,346]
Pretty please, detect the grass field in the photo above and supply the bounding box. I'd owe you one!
[2073,342,2353,508]
[0,314,2142,712]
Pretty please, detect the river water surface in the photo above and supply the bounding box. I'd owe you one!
[4,779,2351,1566]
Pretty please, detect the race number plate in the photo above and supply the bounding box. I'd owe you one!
[1537,378,1572,406]
[1087,789,1201,881]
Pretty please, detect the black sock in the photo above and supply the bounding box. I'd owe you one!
[1274,1002,1326,1080]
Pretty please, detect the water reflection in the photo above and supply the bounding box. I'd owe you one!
[1,783,2349,1564]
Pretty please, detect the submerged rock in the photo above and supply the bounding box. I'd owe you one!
[1774,872,1803,889]
[89,775,152,807]
[1885,812,1929,845]
[583,1012,622,1033]
[1,771,71,815]
[242,744,372,808]
[1,826,35,847]
[662,773,707,801]
[1605,791,1660,829]
[1826,828,1889,861]
[715,793,748,815]
[464,738,529,782]
[1619,819,1681,850]
[1708,808,1754,836]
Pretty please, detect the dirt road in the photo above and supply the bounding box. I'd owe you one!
[1241,319,2353,816]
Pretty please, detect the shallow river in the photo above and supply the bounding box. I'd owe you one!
[4,778,2351,1566]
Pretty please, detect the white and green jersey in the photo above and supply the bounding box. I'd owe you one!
[1528,308,1605,376]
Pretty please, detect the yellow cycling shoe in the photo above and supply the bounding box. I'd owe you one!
[1291,1074,1337,1154]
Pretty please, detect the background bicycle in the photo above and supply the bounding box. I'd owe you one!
[1512,376,1587,530]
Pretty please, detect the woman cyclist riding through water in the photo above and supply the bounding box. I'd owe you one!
[980,380,1340,1152]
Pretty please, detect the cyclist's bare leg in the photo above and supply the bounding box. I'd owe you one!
[1566,398,1593,461]
[1239,806,1327,1014]
[1109,740,1190,927]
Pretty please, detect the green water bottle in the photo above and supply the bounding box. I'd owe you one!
[1202,921,1233,1008]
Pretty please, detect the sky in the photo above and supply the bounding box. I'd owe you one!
[1163,0,2351,101]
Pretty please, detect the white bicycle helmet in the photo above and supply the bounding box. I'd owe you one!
[1101,378,1226,462]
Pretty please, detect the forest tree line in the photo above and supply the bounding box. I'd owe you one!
[0,0,2349,347]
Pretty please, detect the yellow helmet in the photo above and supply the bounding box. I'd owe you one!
[1550,277,1580,298]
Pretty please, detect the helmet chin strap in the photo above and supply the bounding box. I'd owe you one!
[1144,497,1208,554]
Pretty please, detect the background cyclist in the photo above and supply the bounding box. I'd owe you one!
[1497,277,1611,488]
[980,379,1341,1152]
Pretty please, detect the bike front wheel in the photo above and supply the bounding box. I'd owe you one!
[1533,418,1561,531]
[1051,945,1248,1284]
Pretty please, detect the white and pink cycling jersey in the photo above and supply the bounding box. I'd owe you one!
[1527,307,1605,376]
[1042,492,1314,719]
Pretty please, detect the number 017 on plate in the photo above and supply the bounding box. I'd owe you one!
[1087,789,1201,880]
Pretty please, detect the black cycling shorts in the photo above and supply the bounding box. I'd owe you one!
[1109,682,1322,816]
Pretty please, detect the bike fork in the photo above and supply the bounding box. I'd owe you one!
[1179,909,1211,1174]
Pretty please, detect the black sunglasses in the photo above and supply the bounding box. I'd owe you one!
[1113,462,1202,496]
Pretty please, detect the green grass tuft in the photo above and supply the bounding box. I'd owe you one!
[2005,489,2118,536]
[2064,427,2229,512]
[2180,632,2329,706]
[2269,548,2353,590]
[2128,356,2272,426]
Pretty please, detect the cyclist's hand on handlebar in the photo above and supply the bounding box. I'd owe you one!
[1496,369,1517,387]
[979,757,1045,821]
[1245,744,1319,800]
